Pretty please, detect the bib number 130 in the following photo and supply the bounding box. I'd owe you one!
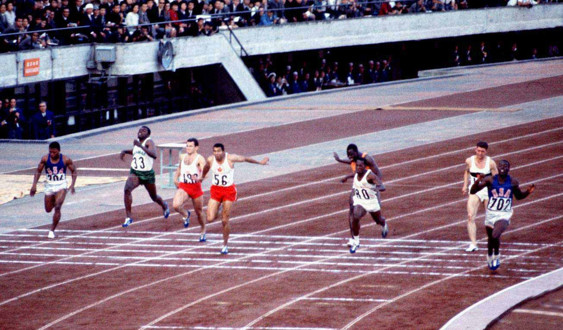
[214,174,228,186]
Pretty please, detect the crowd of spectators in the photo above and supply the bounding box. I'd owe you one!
[0,0,557,51]
[0,97,56,139]
[250,51,403,97]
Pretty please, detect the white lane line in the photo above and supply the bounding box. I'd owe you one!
[512,309,563,318]
[10,230,561,248]
[142,189,563,330]
[0,259,535,279]
[245,214,563,330]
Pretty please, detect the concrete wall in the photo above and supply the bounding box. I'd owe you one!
[1,5,561,97]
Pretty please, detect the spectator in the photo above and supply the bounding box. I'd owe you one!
[345,61,356,85]
[80,3,98,40]
[0,4,9,33]
[312,69,323,91]
[463,44,473,65]
[4,2,16,29]
[288,71,301,94]
[31,101,56,139]
[107,4,124,26]
[479,41,488,63]
[366,60,380,83]
[301,71,311,91]
[259,8,278,25]
[275,75,289,95]
[6,98,25,139]
[356,63,365,84]
[409,0,428,13]
[451,44,461,66]
[69,0,84,24]
[125,3,139,35]
[0,98,10,138]
[265,72,279,96]
[19,31,45,49]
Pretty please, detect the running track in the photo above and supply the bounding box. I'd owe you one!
[0,115,561,329]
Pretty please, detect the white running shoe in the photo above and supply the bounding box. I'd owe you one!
[465,244,478,252]
[347,238,355,247]
[382,223,389,238]
[48,231,55,239]
[491,254,501,270]
[221,246,229,254]
[349,241,359,254]
[487,254,494,269]
[122,217,133,227]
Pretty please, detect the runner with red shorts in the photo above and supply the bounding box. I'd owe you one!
[173,137,207,242]
[201,143,269,254]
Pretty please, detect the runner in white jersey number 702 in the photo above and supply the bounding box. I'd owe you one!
[172,137,207,242]
[201,143,269,255]
[462,141,497,252]
[119,126,170,228]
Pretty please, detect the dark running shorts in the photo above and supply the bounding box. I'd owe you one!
[130,168,156,184]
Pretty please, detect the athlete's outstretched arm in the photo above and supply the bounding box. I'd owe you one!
[512,178,535,200]
[229,154,269,165]
[333,152,352,164]
[30,156,47,196]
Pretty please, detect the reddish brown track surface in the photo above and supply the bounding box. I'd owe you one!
[0,111,561,329]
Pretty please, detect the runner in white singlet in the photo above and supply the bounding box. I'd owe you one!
[120,126,169,227]
[341,157,388,254]
[201,143,269,255]
[173,137,207,241]
[462,141,497,252]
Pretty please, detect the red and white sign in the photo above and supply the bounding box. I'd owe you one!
[23,58,40,77]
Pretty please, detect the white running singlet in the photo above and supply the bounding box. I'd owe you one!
[211,153,234,187]
[352,170,381,212]
[468,155,491,201]
[131,138,154,172]
[179,154,203,184]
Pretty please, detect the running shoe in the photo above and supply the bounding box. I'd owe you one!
[163,201,170,219]
[199,233,207,242]
[491,254,500,270]
[48,230,56,239]
[487,254,494,269]
[465,244,478,252]
[347,238,355,247]
[122,217,133,227]
[183,210,191,228]
[350,241,359,254]
[221,246,229,254]
[382,223,389,238]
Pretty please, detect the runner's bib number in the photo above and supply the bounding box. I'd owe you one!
[487,197,512,212]
[132,155,146,170]
[182,173,199,184]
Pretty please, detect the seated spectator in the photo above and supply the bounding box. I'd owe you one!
[409,0,428,13]
[31,101,56,140]
[19,31,45,50]
[125,3,140,36]
[259,9,278,25]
